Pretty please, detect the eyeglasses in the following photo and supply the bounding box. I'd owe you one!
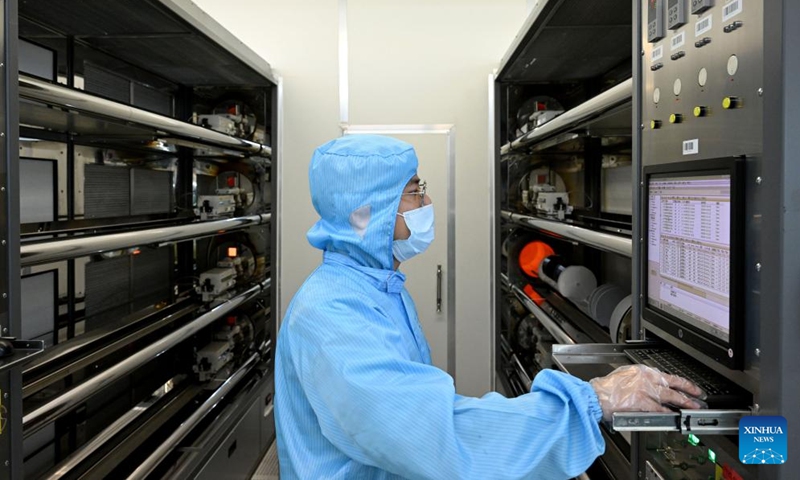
[401,180,427,208]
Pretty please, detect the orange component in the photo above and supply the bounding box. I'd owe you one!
[518,241,555,278]
[523,284,546,306]
[226,176,236,188]
[228,247,238,258]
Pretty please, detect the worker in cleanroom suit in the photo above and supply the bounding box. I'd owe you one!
[275,135,704,479]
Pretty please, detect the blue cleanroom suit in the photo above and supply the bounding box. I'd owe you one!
[275,135,605,479]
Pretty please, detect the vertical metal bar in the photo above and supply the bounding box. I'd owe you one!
[338,0,349,125]
[174,87,195,283]
[2,0,21,474]
[762,0,800,477]
[489,73,499,391]
[446,127,456,381]
[584,137,602,219]
[64,36,77,342]
[270,79,280,344]
[436,265,442,313]
[66,36,74,88]
[65,261,75,341]
[631,0,645,478]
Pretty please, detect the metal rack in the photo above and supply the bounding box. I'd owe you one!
[3,1,281,478]
[496,0,800,478]
[493,1,634,478]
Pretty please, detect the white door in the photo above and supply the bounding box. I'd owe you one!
[347,131,454,375]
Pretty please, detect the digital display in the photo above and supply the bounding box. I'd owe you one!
[647,174,731,342]
[648,0,665,42]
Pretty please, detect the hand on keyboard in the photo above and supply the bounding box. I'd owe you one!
[589,364,706,422]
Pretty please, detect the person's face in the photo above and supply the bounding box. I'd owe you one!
[393,175,432,241]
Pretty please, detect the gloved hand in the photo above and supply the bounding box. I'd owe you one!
[589,364,706,422]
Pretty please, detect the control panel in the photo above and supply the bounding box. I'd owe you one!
[639,0,763,475]
[642,0,762,162]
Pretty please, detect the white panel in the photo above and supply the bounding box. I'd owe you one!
[19,39,54,80]
[602,167,634,215]
[21,272,56,342]
[20,158,55,223]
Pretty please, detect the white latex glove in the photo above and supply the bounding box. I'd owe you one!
[589,364,706,422]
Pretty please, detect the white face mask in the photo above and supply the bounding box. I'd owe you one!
[393,204,435,263]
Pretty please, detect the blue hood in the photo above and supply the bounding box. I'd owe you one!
[307,135,418,270]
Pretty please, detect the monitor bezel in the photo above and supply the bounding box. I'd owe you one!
[641,157,745,370]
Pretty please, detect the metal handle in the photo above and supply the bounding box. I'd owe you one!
[436,265,442,313]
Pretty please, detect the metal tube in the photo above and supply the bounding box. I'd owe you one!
[22,279,270,437]
[511,354,533,391]
[23,303,199,398]
[21,214,270,266]
[501,210,632,258]
[19,76,271,156]
[127,353,260,480]
[43,376,184,480]
[511,284,576,346]
[500,78,632,155]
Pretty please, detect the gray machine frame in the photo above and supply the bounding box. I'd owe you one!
[495,0,799,478]
[0,0,282,477]
[759,0,800,478]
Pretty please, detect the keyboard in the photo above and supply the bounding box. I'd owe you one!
[625,348,752,409]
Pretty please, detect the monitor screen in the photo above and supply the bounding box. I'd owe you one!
[643,158,744,369]
[647,173,732,342]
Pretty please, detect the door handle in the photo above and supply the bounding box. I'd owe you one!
[436,265,442,313]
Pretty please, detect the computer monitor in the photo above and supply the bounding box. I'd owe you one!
[642,158,744,369]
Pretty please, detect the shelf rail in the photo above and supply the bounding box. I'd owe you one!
[510,284,576,346]
[21,214,270,266]
[19,75,272,156]
[501,211,632,258]
[500,78,632,155]
[126,353,261,480]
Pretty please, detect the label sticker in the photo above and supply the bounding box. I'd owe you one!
[683,139,699,155]
[723,0,743,22]
[652,45,664,63]
[695,15,713,37]
[671,31,686,51]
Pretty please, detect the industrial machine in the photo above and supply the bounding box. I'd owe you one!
[0,1,281,478]
[494,0,798,478]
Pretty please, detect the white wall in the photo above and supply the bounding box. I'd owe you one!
[194,0,527,396]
